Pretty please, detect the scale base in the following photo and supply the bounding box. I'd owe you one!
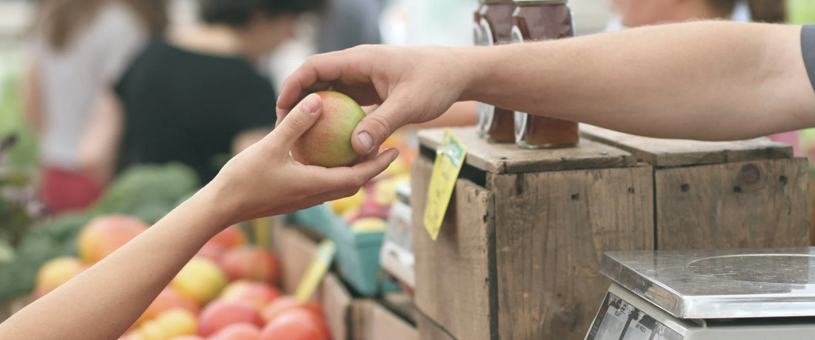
[586,283,815,340]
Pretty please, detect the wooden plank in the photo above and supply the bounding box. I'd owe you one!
[411,157,496,340]
[270,221,320,295]
[581,124,793,168]
[418,127,636,174]
[655,158,810,250]
[321,273,353,340]
[380,292,417,324]
[416,310,458,340]
[352,300,419,340]
[492,166,654,340]
[810,175,815,246]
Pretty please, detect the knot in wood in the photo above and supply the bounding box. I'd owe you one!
[738,164,761,185]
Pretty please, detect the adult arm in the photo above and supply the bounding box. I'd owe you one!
[78,90,125,184]
[0,94,399,340]
[277,21,815,155]
[22,62,43,134]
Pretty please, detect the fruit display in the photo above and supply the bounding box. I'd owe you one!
[286,131,416,295]
[0,163,200,300]
[328,132,414,233]
[25,214,330,340]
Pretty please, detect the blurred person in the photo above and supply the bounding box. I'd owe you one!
[607,0,798,154]
[80,0,326,186]
[23,0,168,214]
[317,0,382,53]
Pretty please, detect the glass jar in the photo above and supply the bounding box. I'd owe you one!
[480,0,517,143]
[512,0,580,148]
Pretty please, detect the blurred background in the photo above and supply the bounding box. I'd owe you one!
[0,0,814,303]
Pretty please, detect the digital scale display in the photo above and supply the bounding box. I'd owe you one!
[586,293,684,340]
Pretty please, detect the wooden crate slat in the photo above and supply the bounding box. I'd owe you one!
[416,310,458,340]
[352,300,419,340]
[581,124,793,168]
[655,158,810,249]
[418,127,636,174]
[491,166,654,340]
[411,157,495,340]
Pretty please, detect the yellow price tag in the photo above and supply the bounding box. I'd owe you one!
[254,218,270,249]
[295,240,336,302]
[423,129,468,241]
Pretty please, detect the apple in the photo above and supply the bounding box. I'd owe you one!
[171,257,228,305]
[34,257,85,295]
[208,323,261,340]
[196,242,226,262]
[206,225,248,250]
[135,309,197,340]
[198,301,264,337]
[259,309,329,340]
[290,91,366,168]
[77,215,148,264]
[260,296,323,324]
[218,247,281,285]
[136,288,200,326]
[219,280,282,311]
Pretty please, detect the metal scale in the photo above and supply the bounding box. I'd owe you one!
[586,248,815,340]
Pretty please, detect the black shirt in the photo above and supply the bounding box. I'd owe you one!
[114,39,277,184]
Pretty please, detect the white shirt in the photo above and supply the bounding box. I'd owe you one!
[31,1,146,169]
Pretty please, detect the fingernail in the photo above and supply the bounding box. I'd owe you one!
[358,132,374,152]
[301,94,321,114]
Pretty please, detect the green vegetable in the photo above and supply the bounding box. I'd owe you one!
[0,163,200,299]
[92,163,200,224]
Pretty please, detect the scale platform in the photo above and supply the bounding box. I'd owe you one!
[586,248,815,340]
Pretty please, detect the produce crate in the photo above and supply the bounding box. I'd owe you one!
[286,205,399,296]
[412,127,654,340]
[351,299,418,340]
[416,308,456,340]
[270,218,323,295]
[321,271,418,340]
[581,125,810,250]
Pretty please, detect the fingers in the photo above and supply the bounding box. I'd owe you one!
[268,93,322,151]
[276,51,353,117]
[351,92,414,155]
[315,148,400,192]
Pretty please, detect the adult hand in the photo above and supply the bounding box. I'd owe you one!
[276,45,476,156]
[208,93,399,226]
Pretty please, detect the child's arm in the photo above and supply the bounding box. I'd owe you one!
[0,94,399,340]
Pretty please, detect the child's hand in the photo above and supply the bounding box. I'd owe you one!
[205,93,399,226]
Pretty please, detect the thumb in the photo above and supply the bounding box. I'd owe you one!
[351,95,411,155]
[270,93,322,151]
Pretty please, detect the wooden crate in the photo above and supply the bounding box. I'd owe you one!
[412,127,654,340]
[581,125,810,249]
[351,299,419,340]
[417,309,456,340]
[270,219,323,295]
[274,221,419,340]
